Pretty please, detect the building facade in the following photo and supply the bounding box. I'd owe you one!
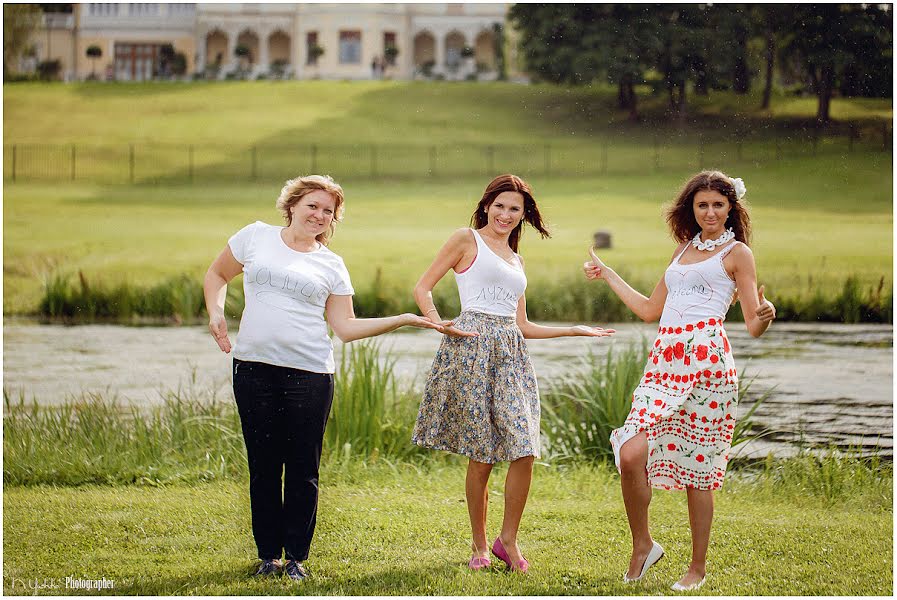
[26,3,512,82]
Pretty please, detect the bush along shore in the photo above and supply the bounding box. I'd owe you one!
[33,270,894,325]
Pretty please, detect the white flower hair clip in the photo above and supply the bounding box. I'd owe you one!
[729,177,747,200]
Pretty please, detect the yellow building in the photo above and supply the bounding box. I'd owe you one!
[25,3,514,82]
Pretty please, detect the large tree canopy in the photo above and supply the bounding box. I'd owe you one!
[509,3,892,122]
[3,4,43,78]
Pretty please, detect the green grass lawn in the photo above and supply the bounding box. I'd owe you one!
[2,463,891,595]
[3,161,891,315]
[4,81,892,145]
[2,82,892,315]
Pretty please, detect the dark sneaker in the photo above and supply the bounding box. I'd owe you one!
[284,560,309,581]
[252,559,282,576]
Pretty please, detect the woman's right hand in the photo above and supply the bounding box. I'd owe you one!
[438,320,479,338]
[584,247,609,281]
[209,313,232,353]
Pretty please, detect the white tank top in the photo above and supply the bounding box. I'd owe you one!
[455,229,527,317]
[659,241,739,327]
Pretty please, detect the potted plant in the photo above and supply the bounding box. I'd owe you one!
[384,44,399,66]
[86,45,102,79]
[308,44,324,65]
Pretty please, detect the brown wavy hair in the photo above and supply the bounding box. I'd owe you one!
[665,170,752,246]
[275,175,345,245]
[469,174,550,252]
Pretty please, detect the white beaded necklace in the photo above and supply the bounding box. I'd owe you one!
[692,227,735,251]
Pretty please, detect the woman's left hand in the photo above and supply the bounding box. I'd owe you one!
[571,325,616,337]
[756,285,776,323]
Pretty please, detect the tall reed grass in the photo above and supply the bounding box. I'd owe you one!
[327,340,426,463]
[37,270,891,324]
[4,342,887,500]
[3,341,426,486]
[744,447,893,508]
[540,343,774,463]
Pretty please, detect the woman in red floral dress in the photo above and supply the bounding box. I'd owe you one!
[584,171,776,591]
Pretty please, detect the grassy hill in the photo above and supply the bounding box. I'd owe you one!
[2,82,892,319]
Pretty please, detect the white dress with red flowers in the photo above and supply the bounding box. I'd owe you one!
[610,242,740,491]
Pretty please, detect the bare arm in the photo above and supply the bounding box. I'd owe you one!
[516,256,615,339]
[412,228,478,337]
[727,244,776,337]
[203,245,244,353]
[515,293,615,339]
[583,244,684,323]
[325,294,441,343]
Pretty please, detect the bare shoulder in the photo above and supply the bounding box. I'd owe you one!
[728,241,755,262]
[445,227,475,248]
[669,241,689,262]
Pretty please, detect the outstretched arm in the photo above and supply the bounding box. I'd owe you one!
[583,245,680,323]
[203,245,244,353]
[325,294,441,343]
[729,245,776,337]
[516,255,615,339]
[515,293,615,339]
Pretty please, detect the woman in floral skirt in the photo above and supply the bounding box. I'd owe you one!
[412,174,615,573]
[584,171,776,591]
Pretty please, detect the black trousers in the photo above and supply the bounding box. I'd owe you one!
[232,358,334,561]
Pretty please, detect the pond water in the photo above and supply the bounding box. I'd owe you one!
[2,321,892,459]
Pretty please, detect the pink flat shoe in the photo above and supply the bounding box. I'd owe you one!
[491,537,529,573]
[468,555,492,570]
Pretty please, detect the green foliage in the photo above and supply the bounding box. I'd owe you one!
[2,383,247,487]
[3,3,42,77]
[328,340,425,463]
[746,448,893,509]
[541,344,649,462]
[36,59,61,81]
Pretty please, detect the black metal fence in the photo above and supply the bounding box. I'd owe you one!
[4,125,890,184]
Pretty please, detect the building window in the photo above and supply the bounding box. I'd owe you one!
[339,30,361,64]
[115,43,160,82]
[306,31,319,65]
[383,32,397,66]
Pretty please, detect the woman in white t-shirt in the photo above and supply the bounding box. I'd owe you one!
[203,175,439,581]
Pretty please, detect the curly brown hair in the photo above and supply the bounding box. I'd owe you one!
[469,174,550,253]
[664,170,752,246]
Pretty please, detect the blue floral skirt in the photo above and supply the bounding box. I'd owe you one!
[411,310,541,463]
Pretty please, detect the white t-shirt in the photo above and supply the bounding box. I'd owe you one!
[228,221,354,373]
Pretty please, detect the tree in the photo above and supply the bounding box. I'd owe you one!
[492,22,507,81]
[509,4,659,120]
[3,4,42,78]
[86,44,102,79]
[782,4,892,123]
[752,5,790,109]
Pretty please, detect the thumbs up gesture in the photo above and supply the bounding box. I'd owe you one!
[756,284,776,323]
[583,247,608,281]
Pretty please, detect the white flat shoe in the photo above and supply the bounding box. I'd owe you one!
[622,541,665,583]
[671,577,705,591]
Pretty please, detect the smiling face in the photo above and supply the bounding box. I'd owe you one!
[486,191,525,236]
[692,189,731,239]
[290,189,336,239]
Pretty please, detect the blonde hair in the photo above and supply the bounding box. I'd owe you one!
[275,175,345,245]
